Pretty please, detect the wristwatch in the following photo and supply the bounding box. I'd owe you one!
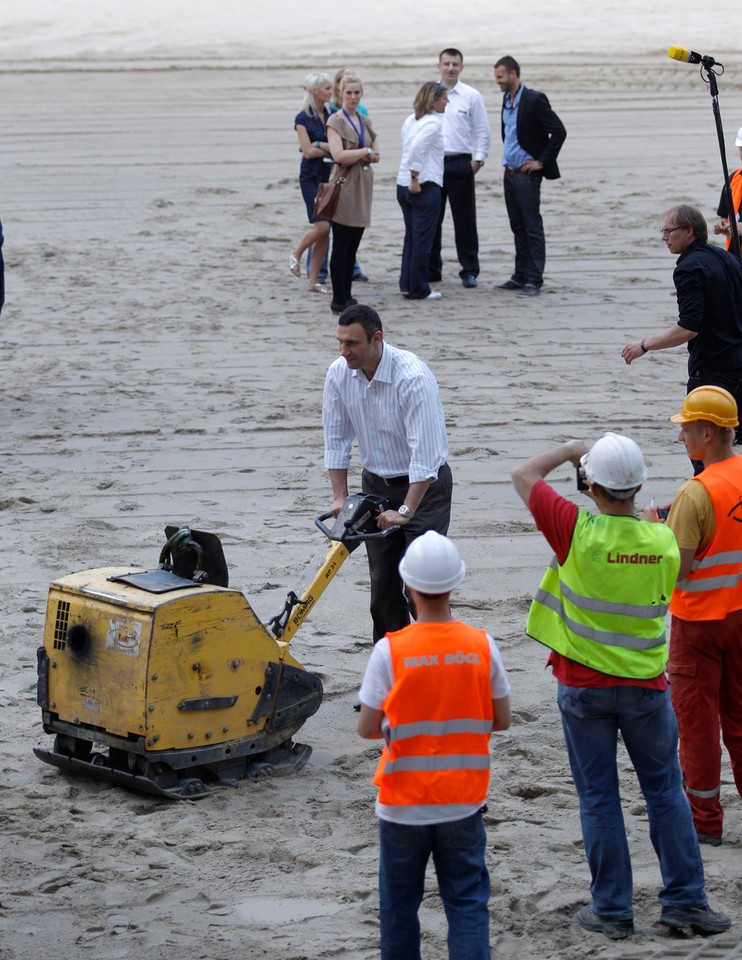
[398,505,412,518]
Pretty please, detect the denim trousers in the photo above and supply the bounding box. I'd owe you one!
[557,683,707,919]
[397,182,442,299]
[378,811,490,960]
[503,170,545,287]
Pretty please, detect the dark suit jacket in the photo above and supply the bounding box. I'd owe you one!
[500,85,566,180]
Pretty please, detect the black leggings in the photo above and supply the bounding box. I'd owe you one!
[330,222,364,307]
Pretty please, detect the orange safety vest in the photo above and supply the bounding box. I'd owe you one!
[670,455,742,620]
[373,622,493,807]
[724,169,742,252]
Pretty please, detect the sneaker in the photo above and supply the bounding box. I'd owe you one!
[352,272,369,282]
[424,291,442,299]
[576,905,634,941]
[517,283,541,297]
[462,274,478,288]
[659,904,731,934]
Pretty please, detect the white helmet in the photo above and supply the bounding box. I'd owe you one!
[398,531,466,593]
[580,432,647,497]
[736,126,742,147]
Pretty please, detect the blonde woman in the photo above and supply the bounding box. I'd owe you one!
[326,72,380,313]
[290,72,333,293]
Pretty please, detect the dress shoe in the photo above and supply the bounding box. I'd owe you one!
[497,278,524,290]
[659,904,731,934]
[576,906,634,941]
[462,274,478,288]
[352,272,369,281]
[330,298,357,315]
[517,283,541,297]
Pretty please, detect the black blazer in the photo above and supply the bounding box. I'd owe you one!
[501,85,566,180]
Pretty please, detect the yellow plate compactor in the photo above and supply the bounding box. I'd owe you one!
[34,495,392,799]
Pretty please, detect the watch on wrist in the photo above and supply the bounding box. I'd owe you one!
[398,505,412,518]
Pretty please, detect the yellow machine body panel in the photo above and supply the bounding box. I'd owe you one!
[43,567,303,752]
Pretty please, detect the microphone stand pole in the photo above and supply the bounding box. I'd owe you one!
[701,56,741,259]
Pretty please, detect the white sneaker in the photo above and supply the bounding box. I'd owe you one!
[425,291,442,299]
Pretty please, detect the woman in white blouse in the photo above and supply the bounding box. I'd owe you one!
[396,82,448,300]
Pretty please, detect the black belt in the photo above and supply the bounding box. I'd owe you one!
[367,472,409,487]
[445,153,472,160]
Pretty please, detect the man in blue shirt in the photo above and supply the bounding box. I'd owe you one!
[494,56,566,298]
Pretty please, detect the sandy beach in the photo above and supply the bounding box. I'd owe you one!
[1,3,741,958]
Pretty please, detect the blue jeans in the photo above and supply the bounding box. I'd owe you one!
[503,170,545,287]
[378,812,490,960]
[397,182,442,298]
[557,683,707,919]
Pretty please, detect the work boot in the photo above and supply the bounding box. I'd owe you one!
[659,904,731,934]
[576,905,634,940]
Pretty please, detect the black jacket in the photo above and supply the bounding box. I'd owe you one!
[501,85,566,180]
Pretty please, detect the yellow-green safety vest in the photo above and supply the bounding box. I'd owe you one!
[526,511,679,679]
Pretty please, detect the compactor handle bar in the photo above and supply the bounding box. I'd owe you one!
[314,511,399,543]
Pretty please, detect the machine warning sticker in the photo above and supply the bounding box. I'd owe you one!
[106,618,142,657]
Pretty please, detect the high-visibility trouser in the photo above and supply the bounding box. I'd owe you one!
[667,608,742,837]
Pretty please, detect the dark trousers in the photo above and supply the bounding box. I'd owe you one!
[362,463,453,643]
[430,155,479,280]
[330,222,364,307]
[504,170,545,288]
[397,182,442,299]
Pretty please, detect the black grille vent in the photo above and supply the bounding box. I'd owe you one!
[53,600,70,650]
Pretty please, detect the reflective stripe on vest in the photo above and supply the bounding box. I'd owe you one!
[373,622,493,807]
[670,457,742,620]
[534,569,669,651]
[388,718,494,741]
[384,754,491,774]
[527,509,679,679]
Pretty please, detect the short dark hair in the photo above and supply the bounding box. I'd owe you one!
[439,48,463,63]
[663,204,708,242]
[337,304,383,339]
[494,55,520,76]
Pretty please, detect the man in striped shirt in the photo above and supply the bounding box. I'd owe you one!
[323,304,452,641]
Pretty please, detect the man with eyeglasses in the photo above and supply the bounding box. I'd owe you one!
[622,205,742,445]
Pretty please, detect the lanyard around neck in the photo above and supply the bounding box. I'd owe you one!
[342,108,365,148]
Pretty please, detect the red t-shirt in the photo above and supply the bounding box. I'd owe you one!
[528,480,666,691]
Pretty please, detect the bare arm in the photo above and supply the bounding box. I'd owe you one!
[329,468,349,517]
[357,704,385,739]
[511,440,588,507]
[295,123,328,161]
[327,126,377,165]
[492,695,511,732]
[622,323,697,365]
[377,479,432,529]
[677,546,696,581]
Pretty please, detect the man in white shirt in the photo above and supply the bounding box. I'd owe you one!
[323,304,453,641]
[430,48,491,289]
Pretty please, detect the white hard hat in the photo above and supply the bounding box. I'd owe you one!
[398,531,466,593]
[580,432,647,495]
[736,126,742,147]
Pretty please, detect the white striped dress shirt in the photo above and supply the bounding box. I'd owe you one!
[323,342,448,482]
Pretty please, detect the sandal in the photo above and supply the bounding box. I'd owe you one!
[310,283,330,294]
[290,254,301,277]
